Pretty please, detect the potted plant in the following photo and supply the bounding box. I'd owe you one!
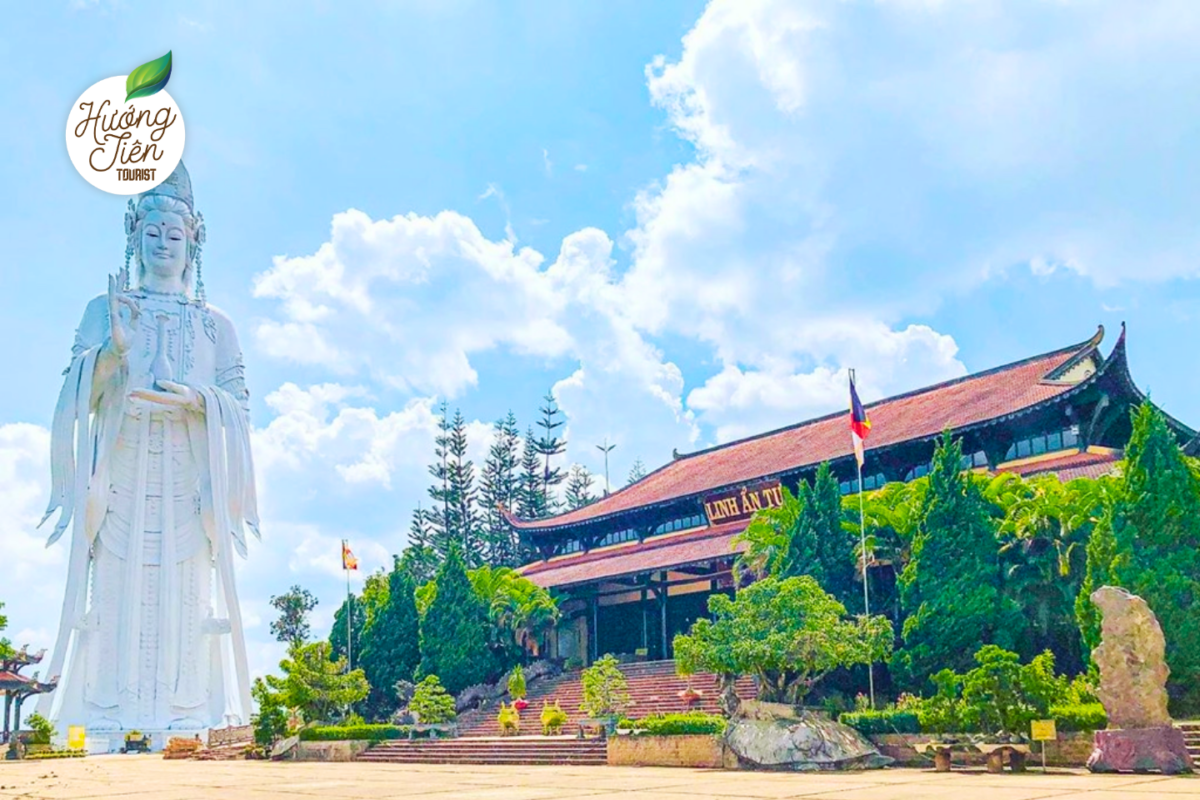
[508,665,528,711]
[579,654,630,735]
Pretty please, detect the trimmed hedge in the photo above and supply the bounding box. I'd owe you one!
[24,749,86,760]
[839,710,921,735]
[1049,703,1107,732]
[623,712,727,736]
[299,724,410,742]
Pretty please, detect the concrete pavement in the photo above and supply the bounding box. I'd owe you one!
[1,758,1198,799]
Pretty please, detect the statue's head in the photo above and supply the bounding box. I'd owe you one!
[124,162,206,293]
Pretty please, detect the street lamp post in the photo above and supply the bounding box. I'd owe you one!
[596,439,616,496]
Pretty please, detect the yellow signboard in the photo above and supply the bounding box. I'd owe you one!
[1030,719,1057,741]
[67,726,85,750]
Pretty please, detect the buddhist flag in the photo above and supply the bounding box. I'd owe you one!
[849,371,871,469]
[341,540,358,571]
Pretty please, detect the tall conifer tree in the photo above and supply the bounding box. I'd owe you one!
[359,566,421,720]
[627,458,647,486]
[534,393,568,513]
[418,548,495,694]
[426,401,454,551]
[1078,402,1200,711]
[328,594,363,665]
[892,431,1016,689]
[565,464,596,509]
[480,412,522,566]
[518,427,548,520]
[446,409,482,565]
[811,462,857,607]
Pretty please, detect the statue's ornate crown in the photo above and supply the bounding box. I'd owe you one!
[137,161,194,213]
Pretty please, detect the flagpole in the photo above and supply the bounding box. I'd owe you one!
[344,539,352,674]
[852,369,876,710]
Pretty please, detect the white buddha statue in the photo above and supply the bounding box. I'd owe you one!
[38,162,258,735]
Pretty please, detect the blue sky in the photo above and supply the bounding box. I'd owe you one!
[2,0,1199,681]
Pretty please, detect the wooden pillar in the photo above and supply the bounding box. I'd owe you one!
[659,575,669,658]
[589,595,598,664]
[641,584,649,653]
[2,693,10,743]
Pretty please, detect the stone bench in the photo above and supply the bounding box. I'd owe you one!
[913,741,1030,773]
[577,718,613,740]
[407,723,458,740]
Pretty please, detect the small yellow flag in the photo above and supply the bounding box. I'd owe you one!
[1030,719,1057,741]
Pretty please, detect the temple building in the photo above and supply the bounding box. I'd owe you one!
[509,325,1197,667]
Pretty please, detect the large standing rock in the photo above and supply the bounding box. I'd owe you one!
[723,700,892,771]
[1086,586,1194,775]
[1091,586,1171,729]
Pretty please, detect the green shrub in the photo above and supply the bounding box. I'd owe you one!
[627,712,727,736]
[25,713,56,745]
[299,724,410,742]
[839,710,921,735]
[1049,703,1107,732]
[409,675,457,724]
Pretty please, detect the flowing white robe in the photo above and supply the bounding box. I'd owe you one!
[37,290,259,732]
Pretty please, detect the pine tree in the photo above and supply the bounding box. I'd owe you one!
[418,548,496,694]
[480,412,522,567]
[426,401,454,553]
[565,464,596,510]
[779,484,821,582]
[328,594,363,666]
[359,566,421,720]
[534,393,568,513]
[1078,402,1200,712]
[627,458,647,486]
[402,505,441,584]
[811,462,857,607]
[446,409,483,566]
[518,427,548,520]
[892,431,1016,690]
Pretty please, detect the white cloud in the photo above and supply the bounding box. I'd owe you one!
[0,424,65,658]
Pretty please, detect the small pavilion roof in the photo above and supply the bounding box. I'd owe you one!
[510,326,1119,535]
[520,521,748,589]
[999,448,1122,483]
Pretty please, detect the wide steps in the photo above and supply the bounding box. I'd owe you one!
[456,661,754,737]
[358,738,606,765]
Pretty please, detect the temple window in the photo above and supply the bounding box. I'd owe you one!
[1004,428,1079,461]
[597,527,639,548]
[650,513,706,537]
[840,473,887,494]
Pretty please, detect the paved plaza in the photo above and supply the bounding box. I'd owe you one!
[0,759,1198,800]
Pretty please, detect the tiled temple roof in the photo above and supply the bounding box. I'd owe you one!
[511,328,1111,534]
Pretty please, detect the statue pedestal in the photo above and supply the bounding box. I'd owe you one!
[1087,726,1194,774]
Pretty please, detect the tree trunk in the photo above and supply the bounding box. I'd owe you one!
[717,673,742,717]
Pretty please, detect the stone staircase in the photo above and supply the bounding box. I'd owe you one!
[454,659,756,737]
[357,736,607,766]
[1180,722,1200,762]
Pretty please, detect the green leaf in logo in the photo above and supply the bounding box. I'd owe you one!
[125,51,172,103]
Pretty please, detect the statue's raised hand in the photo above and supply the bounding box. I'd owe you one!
[106,267,140,357]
